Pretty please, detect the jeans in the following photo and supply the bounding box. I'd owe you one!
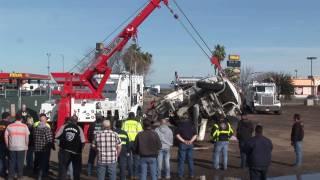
[293,141,302,166]
[34,148,51,178]
[213,141,229,170]
[128,142,140,177]
[58,149,82,180]
[177,143,194,178]
[157,149,171,178]
[26,146,34,169]
[87,146,97,176]
[249,167,268,180]
[140,157,157,180]
[239,141,247,168]
[8,151,26,180]
[96,163,117,180]
[118,152,128,180]
[0,144,9,175]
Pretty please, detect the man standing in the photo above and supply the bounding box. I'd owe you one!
[55,115,85,180]
[33,114,53,179]
[134,120,161,180]
[122,112,143,179]
[155,117,173,179]
[87,114,104,176]
[291,113,304,167]
[5,114,30,180]
[93,120,122,180]
[176,113,197,179]
[0,112,11,177]
[211,116,234,170]
[236,112,254,168]
[115,121,129,180]
[244,125,273,180]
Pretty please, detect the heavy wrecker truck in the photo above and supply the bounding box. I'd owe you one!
[46,0,241,139]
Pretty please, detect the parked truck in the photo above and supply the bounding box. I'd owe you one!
[244,81,282,114]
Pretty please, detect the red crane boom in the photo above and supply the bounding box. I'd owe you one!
[51,0,169,136]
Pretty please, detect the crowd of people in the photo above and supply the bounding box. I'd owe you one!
[0,105,304,180]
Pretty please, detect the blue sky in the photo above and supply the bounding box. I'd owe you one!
[1,0,320,84]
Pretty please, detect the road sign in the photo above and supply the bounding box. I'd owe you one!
[229,55,240,61]
[227,60,241,67]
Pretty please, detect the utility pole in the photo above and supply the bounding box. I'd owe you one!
[46,53,51,100]
[307,57,317,95]
[60,54,65,72]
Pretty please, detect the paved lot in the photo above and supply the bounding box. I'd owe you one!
[12,105,320,179]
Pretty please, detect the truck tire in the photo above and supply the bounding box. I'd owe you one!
[274,110,282,115]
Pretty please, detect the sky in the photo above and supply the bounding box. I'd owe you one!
[1,0,320,84]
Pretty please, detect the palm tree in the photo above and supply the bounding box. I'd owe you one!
[212,44,226,63]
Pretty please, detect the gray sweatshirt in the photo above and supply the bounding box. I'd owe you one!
[155,124,173,150]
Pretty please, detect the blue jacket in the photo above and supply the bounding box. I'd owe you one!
[244,134,273,168]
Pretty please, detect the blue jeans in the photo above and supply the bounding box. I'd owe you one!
[97,163,117,180]
[0,144,9,175]
[128,142,140,177]
[140,157,157,180]
[87,146,97,176]
[177,144,194,178]
[239,141,247,168]
[157,149,171,178]
[213,141,229,170]
[8,151,26,179]
[118,152,128,180]
[293,141,302,166]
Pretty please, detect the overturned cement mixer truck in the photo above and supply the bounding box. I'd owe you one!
[146,74,242,141]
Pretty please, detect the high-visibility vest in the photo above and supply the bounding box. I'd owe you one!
[33,121,51,128]
[122,120,143,142]
[117,131,129,145]
[211,122,233,142]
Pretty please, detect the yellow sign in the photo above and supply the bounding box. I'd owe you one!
[229,55,240,61]
[9,73,23,78]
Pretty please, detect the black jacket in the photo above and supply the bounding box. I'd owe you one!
[237,120,254,142]
[291,122,304,142]
[244,134,273,168]
[134,129,161,158]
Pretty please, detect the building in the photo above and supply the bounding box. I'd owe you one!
[291,77,320,97]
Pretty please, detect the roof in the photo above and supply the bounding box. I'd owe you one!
[0,73,50,80]
[291,79,313,86]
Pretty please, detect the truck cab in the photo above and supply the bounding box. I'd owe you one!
[245,82,281,114]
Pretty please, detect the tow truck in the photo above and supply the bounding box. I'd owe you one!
[46,0,241,139]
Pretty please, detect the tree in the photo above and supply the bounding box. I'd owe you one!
[212,44,226,63]
[224,68,240,83]
[240,66,254,87]
[122,44,153,75]
[261,72,294,96]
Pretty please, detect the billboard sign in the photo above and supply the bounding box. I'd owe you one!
[228,55,240,61]
[227,60,241,67]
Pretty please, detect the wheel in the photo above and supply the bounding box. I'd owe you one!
[274,110,282,115]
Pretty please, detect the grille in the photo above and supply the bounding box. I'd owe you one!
[261,96,274,105]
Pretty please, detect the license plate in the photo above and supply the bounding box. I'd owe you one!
[265,108,270,112]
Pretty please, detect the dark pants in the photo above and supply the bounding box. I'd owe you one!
[34,148,51,178]
[8,151,26,179]
[0,144,9,176]
[118,152,128,180]
[87,146,96,176]
[239,141,247,168]
[26,147,34,169]
[58,149,82,180]
[128,142,140,178]
[249,168,268,180]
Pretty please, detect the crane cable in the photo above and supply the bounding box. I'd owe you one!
[172,0,213,55]
[165,6,211,60]
[68,1,149,72]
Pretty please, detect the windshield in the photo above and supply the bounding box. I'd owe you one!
[256,86,274,93]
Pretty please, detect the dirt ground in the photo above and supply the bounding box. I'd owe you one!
[9,105,320,180]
